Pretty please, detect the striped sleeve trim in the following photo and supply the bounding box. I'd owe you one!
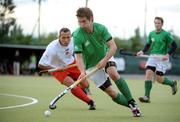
[106,37,112,42]
[74,51,82,53]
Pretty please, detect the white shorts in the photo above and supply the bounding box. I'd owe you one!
[86,57,116,87]
[109,56,116,63]
[146,56,169,74]
[86,68,108,88]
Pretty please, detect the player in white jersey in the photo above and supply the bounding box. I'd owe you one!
[38,28,95,110]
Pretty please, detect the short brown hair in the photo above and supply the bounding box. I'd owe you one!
[154,16,164,24]
[76,7,93,20]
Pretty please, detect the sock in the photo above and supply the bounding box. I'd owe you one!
[145,80,152,97]
[71,85,91,104]
[114,77,133,101]
[163,77,173,86]
[113,93,129,107]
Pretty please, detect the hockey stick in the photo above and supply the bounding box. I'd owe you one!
[119,49,163,59]
[38,64,77,75]
[119,49,136,56]
[49,67,99,110]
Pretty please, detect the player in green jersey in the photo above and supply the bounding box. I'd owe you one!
[73,7,141,117]
[137,17,177,103]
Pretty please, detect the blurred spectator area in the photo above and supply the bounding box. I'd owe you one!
[0,44,45,75]
[0,44,179,75]
[114,57,125,72]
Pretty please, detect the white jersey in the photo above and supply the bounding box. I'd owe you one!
[39,39,74,68]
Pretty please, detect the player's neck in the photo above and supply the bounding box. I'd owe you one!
[84,24,93,33]
[156,28,162,33]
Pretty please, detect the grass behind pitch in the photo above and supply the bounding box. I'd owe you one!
[0,75,179,122]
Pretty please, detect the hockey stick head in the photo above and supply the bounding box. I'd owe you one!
[37,68,44,76]
[119,49,137,56]
[48,67,99,110]
[49,104,57,109]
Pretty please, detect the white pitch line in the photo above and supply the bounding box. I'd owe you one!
[0,93,38,110]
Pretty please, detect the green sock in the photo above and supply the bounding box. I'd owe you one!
[113,93,129,107]
[114,77,133,101]
[145,80,152,97]
[163,77,173,86]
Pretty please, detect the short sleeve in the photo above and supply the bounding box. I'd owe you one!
[73,36,83,53]
[38,47,54,66]
[147,32,152,44]
[101,25,112,42]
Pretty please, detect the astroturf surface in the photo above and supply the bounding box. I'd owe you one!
[0,75,179,122]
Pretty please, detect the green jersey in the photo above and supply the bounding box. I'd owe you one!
[147,29,174,55]
[73,23,112,69]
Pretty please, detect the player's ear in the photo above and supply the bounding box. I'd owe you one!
[90,16,94,22]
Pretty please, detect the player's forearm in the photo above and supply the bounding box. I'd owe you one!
[142,43,151,53]
[168,41,177,55]
[38,64,53,70]
[75,54,86,73]
[104,40,117,61]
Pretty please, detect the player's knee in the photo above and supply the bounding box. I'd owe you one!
[108,72,119,81]
[80,80,89,88]
[63,77,74,86]
[156,71,164,83]
[145,74,153,81]
[105,61,117,72]
[105,61,119,81]
[62,80,73,86]
[145,66,156,80]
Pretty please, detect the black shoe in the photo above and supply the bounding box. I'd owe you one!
[88,100,96,110]
[128,100,142,117]
[139,96,150,103]
[172,80,177,95]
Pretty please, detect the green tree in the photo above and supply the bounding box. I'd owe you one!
[114,37,131,50]
[32,32,57,45]
[129,27,143,51]
[9,25,33,44]
[0,0,16,43]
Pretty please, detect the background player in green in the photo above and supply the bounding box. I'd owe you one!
[73,7,141,117]
[137,16,178,103]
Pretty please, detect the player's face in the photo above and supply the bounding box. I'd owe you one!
[154,19,163,31]
[59,31,71,46]
[77,17,92,30]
